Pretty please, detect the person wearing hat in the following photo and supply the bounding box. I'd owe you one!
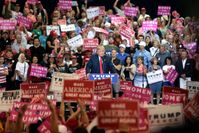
[46,30,58,54]
[68,55,80,73]
[117,44,129,65]
[133,41,152,68]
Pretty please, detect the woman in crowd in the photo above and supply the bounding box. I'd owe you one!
[68,55,81,73]
[134,56,148,88]
[121,56,136,83]
[0,55,8,88]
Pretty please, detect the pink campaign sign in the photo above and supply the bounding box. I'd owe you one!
[27,0,39,4]
[17,15,32,29]
[119,25,135,39]
[157,6,171,16]
[124,7,138,17]
[142,21,158,31]
[111,16,126,25]
[0,20,16,30]
[30,64,48,78]
[58,0,72,10]
[165,68,178,84]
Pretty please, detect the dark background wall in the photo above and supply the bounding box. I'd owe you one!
[0,0,199,18]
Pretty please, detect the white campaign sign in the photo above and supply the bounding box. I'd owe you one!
[187,81,199,99]
[148,104,184,133]
[146,69,164,84]
[46,25,60,36]
[86,7,100,19]
[60,24,76,32]
[67,35,83,49]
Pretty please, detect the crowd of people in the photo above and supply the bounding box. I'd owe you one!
[0,0,198,132]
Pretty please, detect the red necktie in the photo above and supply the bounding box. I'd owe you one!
[99,57,103,74]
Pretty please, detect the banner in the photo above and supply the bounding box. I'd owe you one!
[89,73,119,84]
[50,72,79,92]
[20,83,47,101]
[63,80,94,101]
[146,69,164,84]
[162,86,188,105]
[27,0,39,4]
[165,68,178,84]
[0,19,17,30]
[38,119,51,133]
[111,16,126,25]
[67,35,83,49]
[119,25,135,39]
[187,81,199,99]
[83,38,99,50]
[120,85,151,103]
[124,7,138,17]
[57,19,67,25]
[0,90,21,111]
[184,42,197,54]
[60,24,76,32]
[98,100,139,130]
[30,64,48,78]
[86,7,100,19]
[184,91,199,122]
[17,15,32,29]
[46,25,60,36]
[148,104,184,133]
[94,78,112,98]
[157,6,171,16]
[75,68,86,80]
[142,21,158,31]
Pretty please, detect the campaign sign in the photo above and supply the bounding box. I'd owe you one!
[162,86,188,105]
[119,25,135,39]
[83,38,99,50]
[157,6,171,16]
[98,100,139,130]
[46,25,60,36]
[93,27,109,35]
[142,21,158,31]
[184,91,199,122]
[165,68,178,84]
[0,90,21,111]
[146,69,164,84]
[187,81,199,99]
[86,7,100,19]
[38,119,51,133]
[63,80,94,101]
[30,64,48,78]
[75,68,86,80]
[20,83,47,101]
[94,78,112,98]
[124,7,138,17]
[60,24,76,32]
[17,15,32,29]
[89,74,119,84]
[67,34,83,49]
[50,72,79,92]
[58,0,72,10]
[0,19,16,30]
[111,16,126,26]
[148,104,184,133]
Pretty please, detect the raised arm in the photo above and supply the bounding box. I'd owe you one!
[113,0,119,8]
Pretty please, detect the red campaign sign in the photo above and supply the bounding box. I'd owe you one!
[83,38,99,50]
[94,78,112,97]
[63,80,94,101]
[162,86,188,105]
[165,68,178,84]
[93,27,109,35]
[27,0,39,4]
[184,91,199,122]
[120,86,151,104]
[17,15,32,29]
[120,81,133,98]
[57,19,67,25]
[119,25,135,39]
[157,6,171,16]
[75,68,86,80]
[124,7,138,17]
[30,64,48,78]
[97,100,139,130]
[20,83,47,101]
[38,119,51,133]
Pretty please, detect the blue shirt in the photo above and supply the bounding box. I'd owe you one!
[116,52,129,65]
[133,49,152,68]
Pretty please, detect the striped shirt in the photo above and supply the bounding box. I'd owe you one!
[0,65,8,84]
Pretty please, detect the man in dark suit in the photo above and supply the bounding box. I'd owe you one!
[86,45,116,74]
[175,50,194,87]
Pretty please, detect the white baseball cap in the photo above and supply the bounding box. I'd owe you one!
[119,44,126,49]
[58,125,67,133]
[139,41,146,47]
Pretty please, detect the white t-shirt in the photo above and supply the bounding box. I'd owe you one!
[15,62,29,81]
